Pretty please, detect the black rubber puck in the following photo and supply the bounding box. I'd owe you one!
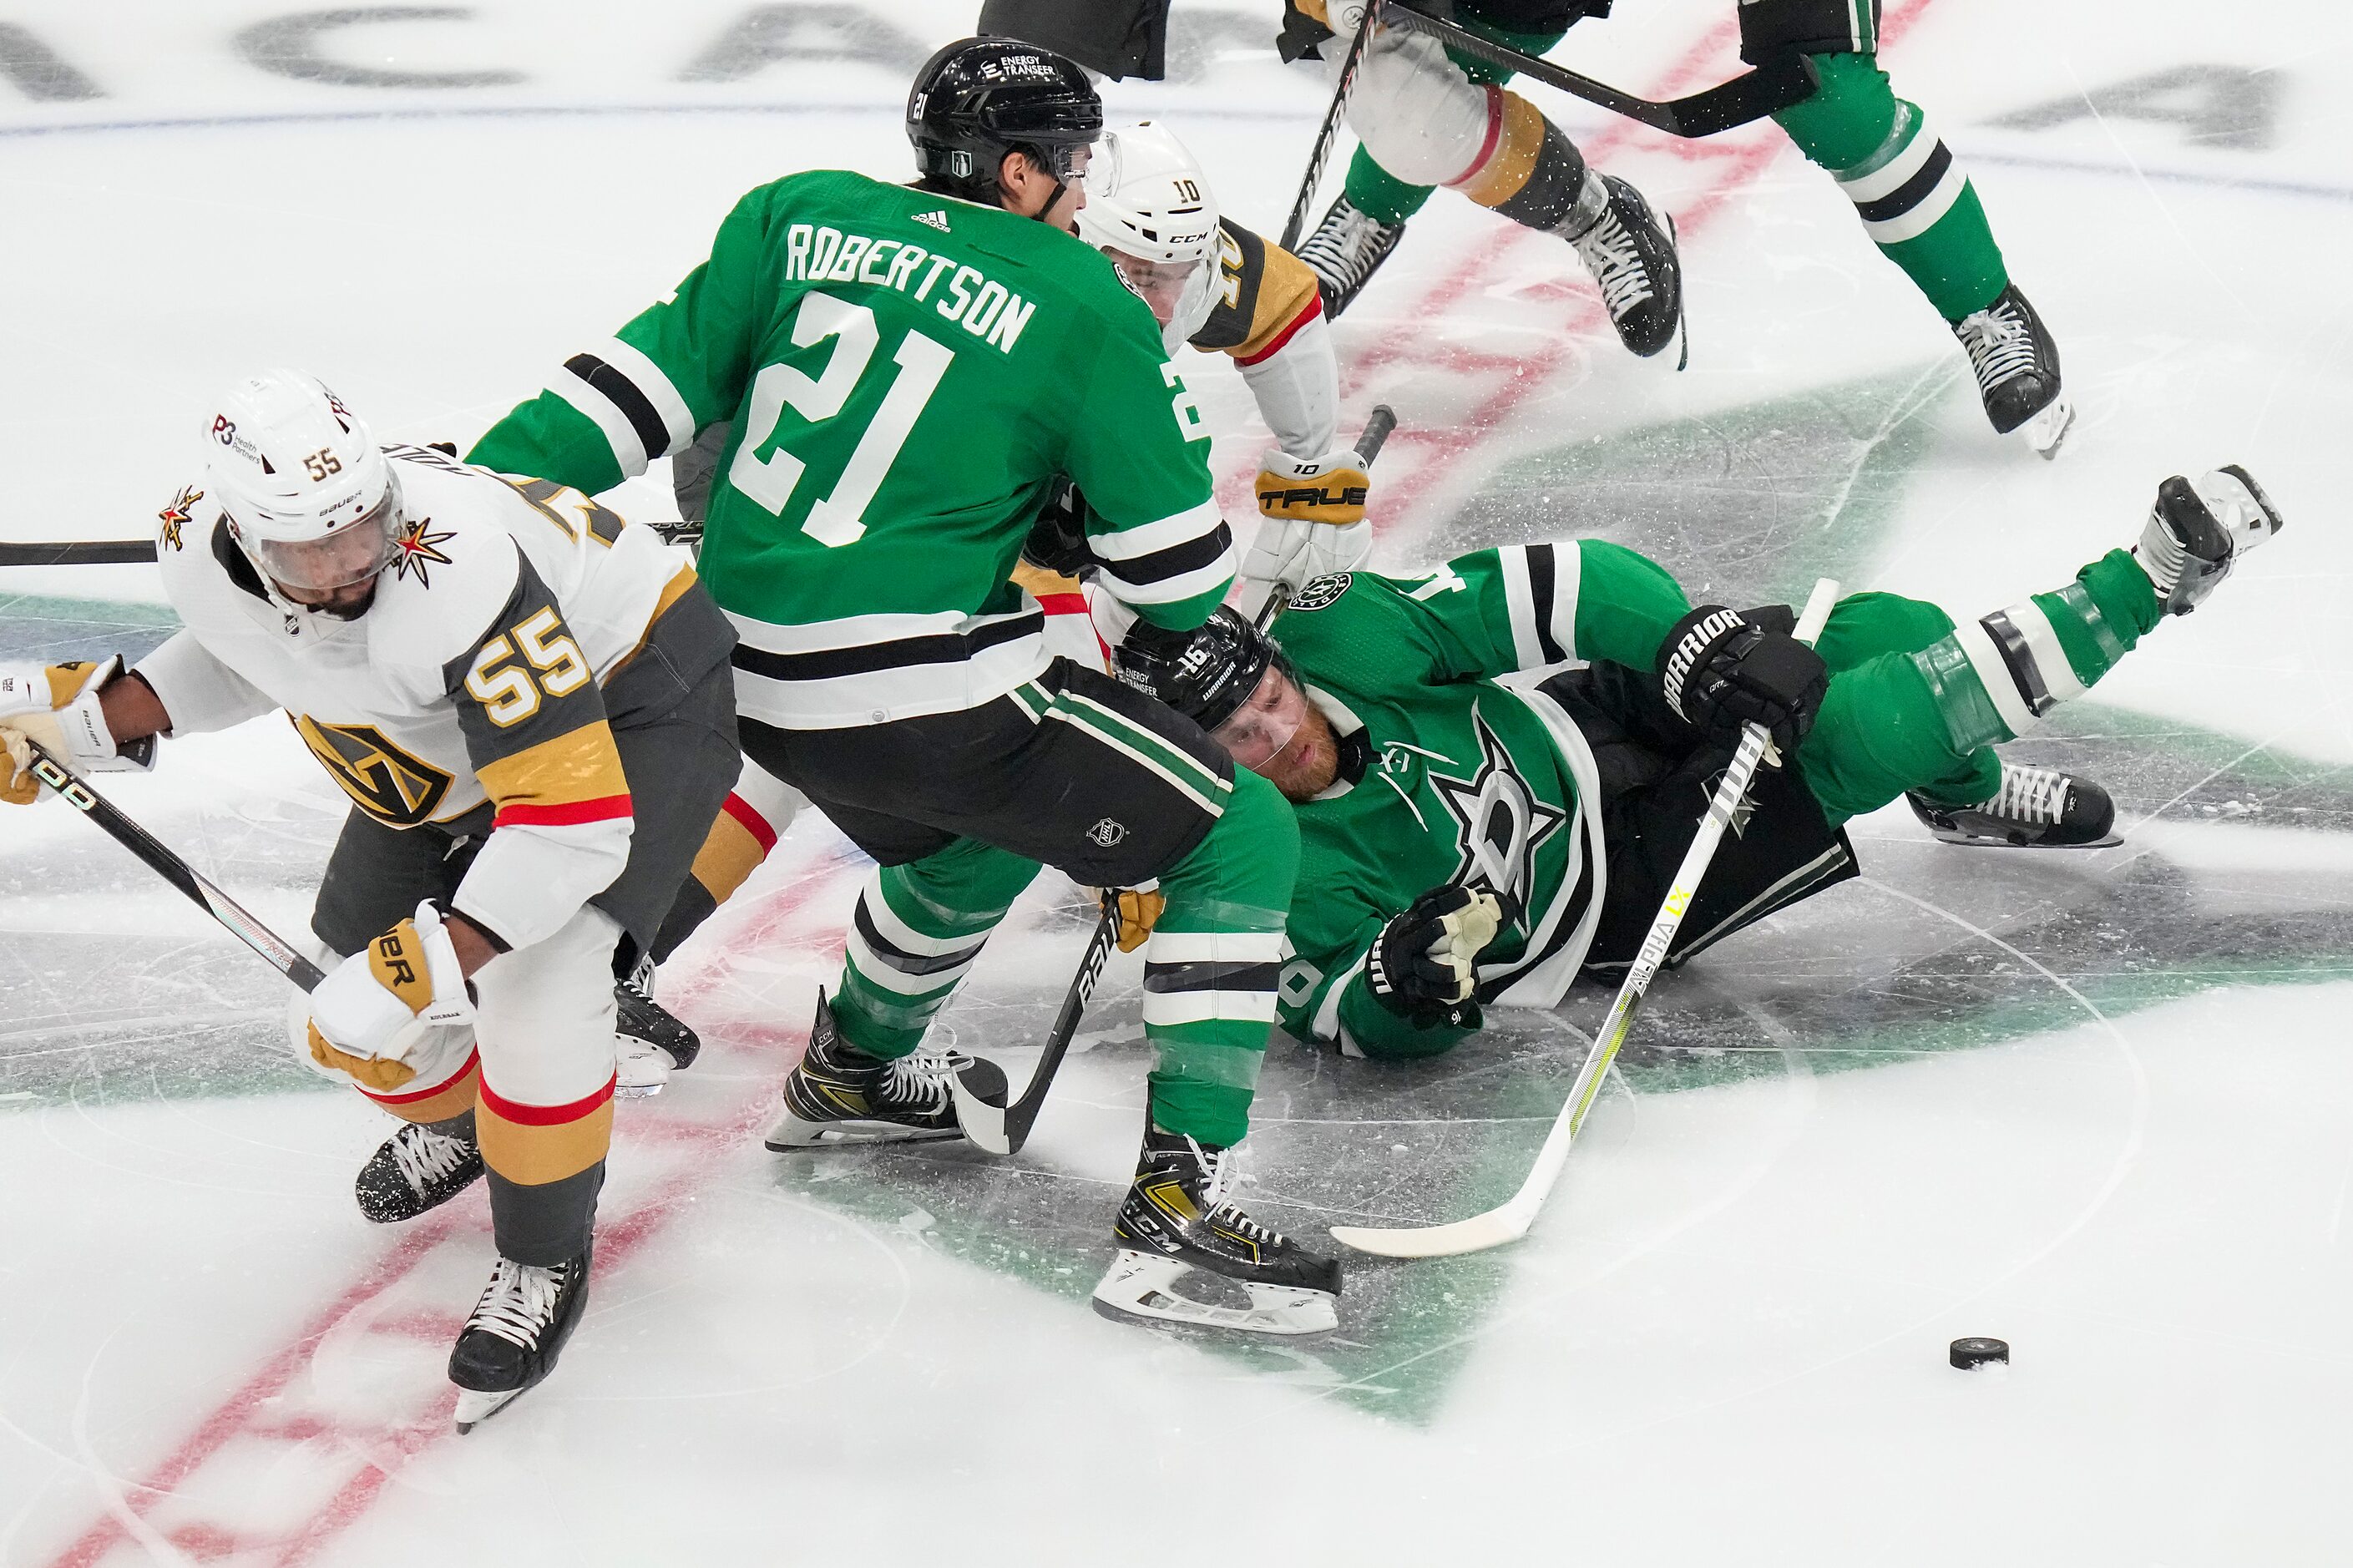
[1950,1337,2009,1369]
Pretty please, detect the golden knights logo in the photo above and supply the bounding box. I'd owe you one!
[292,716,453,827]
[1426,705,1566,914]
[390,517,456,586]
[157,485,201,552]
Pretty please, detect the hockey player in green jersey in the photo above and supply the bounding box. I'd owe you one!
[1121,468,2282,1059]
[469,38,1340,1333]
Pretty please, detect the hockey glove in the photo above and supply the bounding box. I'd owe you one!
[1021,477,1097,577]
[1657,604,1828,758]
[0,656,154,805]
[1242,448,1375,620]
[305,901,474,1091]
[2137,465,2284,617]
[1365,885,1521,1029]
[1106,887,1166,954]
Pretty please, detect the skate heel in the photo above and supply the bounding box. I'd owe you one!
[2025,397,2075,460]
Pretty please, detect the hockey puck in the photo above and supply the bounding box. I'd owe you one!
[1949,1337,2009,1369]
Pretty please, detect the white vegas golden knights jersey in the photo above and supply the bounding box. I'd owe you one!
[134,443,699,951]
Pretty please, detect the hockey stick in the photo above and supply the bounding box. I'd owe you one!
[1279,0,1384,252]
[1380,7,1819,139]
[0,539,155,567]
[949,897,1119,1156]
[1254,402,1398,632]
[16,741,326,990]
[1330,576,1841,1258]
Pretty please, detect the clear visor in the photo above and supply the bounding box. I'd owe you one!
[249,489,402,592]
[1212,663,1308,771]
[1040,140,1094,185]
[1106,249,1202,327]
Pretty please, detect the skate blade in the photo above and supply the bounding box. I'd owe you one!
[2025,397,2075,460]
[1090,1252,1338,1337]
[1926,825,2123,851]
[614,1039,673,1099]
[762,1109,966,1152]
[452,1384,520,1434]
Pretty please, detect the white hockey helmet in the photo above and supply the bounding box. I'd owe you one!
[1078,121,1224,354]
[204,369,402,594]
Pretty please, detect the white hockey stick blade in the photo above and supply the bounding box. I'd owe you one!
[948,1073,1012,1156]
[1328,1201,1535,1259]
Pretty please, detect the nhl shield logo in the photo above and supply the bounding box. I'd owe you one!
[1086,817,1128,848]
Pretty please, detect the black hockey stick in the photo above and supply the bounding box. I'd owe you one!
[1254,402,1397,632]
[1380,7,1818,139]
[18,741,326,990]
[949,897,1119,1156]
[0,538,155,567]
[1280,0,1385,252]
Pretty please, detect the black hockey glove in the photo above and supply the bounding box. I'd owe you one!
[1021,478,1097,577]
[1657,603,1827,757]
[1365,885,1522,1029]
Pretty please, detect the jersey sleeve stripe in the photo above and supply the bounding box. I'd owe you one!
[590,336,696,456]
[1099,553,1235,609]
[1550,540,1582,662]
[1311,948,1373,1042]
[1499,547,1545,669]
[476,721,632,815]
[1232,293,1323,367]
[718,789,781,853]
[1094,521,1233,589]
[553,357,654,476]
[1087,499,1227,563]
[493,794,633,828]
[1524,544,1566,663]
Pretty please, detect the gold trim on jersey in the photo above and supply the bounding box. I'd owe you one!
[605,564,701,679]
[1460,90,1548,208]
[474,720,630,815]
[293,716,456,827]
[1227,240,1323,363]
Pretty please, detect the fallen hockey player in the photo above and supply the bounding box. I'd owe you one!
[1118,468,2281,1059]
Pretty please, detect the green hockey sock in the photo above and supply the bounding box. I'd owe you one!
[832,840,1040,1060]
[1774,52,2009,321]
[1908,549,2163,755]
[1343,144,1439,225]
[1141,769,1299,1148]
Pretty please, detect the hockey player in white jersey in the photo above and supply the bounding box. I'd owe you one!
[0,372,741,1429]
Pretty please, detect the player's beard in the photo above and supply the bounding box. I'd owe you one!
[1261,702,1339,802]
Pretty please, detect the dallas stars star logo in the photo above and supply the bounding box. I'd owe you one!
[390,516,455,586]
[156,485,201,552]
[1424,704,1568,910]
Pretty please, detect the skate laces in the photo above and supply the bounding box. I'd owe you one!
[1184,1137,1283,1245]
[466,1257,568,1350]
[1956,301,2037,387]
[1571,206,1656,318]
[1985,764,2069,826]
[1300,200,1393,288]
[883,1049,956,1113]
[391,1125,471,1192]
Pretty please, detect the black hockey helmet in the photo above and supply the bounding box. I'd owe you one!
[907,38,1103,207]
[1116,605,1289,732]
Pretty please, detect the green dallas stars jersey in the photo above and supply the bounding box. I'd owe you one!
[1270,541,1692,1060]
[471,169,1232,730]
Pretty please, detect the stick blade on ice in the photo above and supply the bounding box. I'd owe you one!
[949,1068,1012,1156]
[1329,1202,1532,1259]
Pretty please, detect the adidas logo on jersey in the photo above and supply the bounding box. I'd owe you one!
[912,210,950,231]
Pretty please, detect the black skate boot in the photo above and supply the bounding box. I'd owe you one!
[1093,1128,1342,1335]
[1296,192,1407,319]
[2136,465,2285,617]
[448,1244,592,1433]
[614,953,697,1098]
[353,1119,483,1224]
[1951,283,2072,455]
[1908,763,2119,848]
[1561,172,1685,364]
[762,989,1006,1150]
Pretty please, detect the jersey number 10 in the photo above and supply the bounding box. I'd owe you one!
[729,290,955,548]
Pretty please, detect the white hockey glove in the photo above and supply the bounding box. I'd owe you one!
[0,656,152,805]
[304,902,474,1092]
[1242,447,1376,618]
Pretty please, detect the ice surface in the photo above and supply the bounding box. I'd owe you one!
[5,1,2353,1563]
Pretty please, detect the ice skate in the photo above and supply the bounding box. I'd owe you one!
[1296,192,1407,319]
[1563,173,1685,365]
[1909,763,2119,848]
[353,1120,483,1224]
[763,989,1006,1150]
[2136,464,2285,616]
[448,1245,591,1433]
[614,953,697,1098]
[1092,1128,1342,1336]
[1951,283,2071,456]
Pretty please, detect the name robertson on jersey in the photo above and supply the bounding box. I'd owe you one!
[782,225,1035,355]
